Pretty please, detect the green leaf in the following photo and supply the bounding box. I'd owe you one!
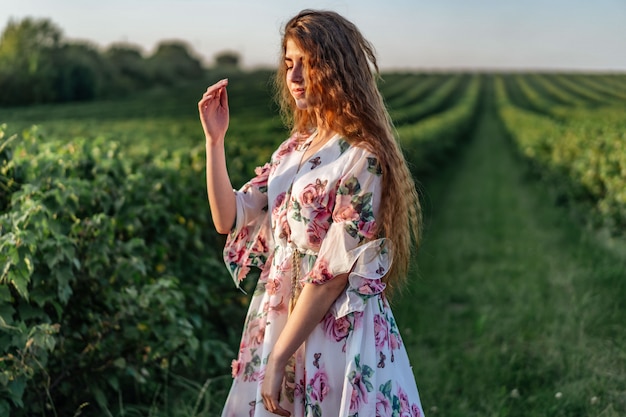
[54,265,74,304]
[106,375,120,391]
[7,378,26,407]
[17,304,43,321]
[366,157,382,176]
[380,379,392,399]
[338,176,361,196]
[92,386,108,409]
[113,357,126,369]
[0,304,19,332]
[0,285,11,302]
[0,372,9,387]
[0,398,11,416]
[7,268,29,300]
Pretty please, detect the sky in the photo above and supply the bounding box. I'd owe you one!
[2,0,626,72]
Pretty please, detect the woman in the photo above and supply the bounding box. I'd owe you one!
[199,9,424,417]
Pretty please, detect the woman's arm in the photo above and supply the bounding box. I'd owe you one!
[198,79,236,234]
[260,274,349,416]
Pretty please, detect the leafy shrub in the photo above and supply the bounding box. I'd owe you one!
[0,125,247,416]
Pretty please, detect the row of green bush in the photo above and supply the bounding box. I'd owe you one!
[383,73,452,110]
[398,74,482,177]
[390,73,468,126]
[495,76,626,235]
[0,125,247,416]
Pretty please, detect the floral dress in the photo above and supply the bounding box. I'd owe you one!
[221,131,424,417]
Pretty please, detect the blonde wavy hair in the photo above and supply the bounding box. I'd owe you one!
[275,9,422,294]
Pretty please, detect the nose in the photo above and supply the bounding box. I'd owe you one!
[290,63,303,83]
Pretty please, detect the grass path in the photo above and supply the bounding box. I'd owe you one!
[396,76,626,417]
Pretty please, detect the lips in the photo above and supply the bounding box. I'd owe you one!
[292,88,305,97]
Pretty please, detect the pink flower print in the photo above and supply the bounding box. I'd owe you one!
[374,314,389,350]
[273,192,287,217]
[250,233,269,255]
[275,137,298,160]
[278,215,291,240]
[300,182,321,207]
[265,278,281,295]
[334,195,359,222]
[349,387,361,413]
[306,211,331,249]
[266,296,287,315]
[231,359,241,378]
[376,391,391,416]
[325,182,337,212]
[248,370,262,382]
[348,354,374,413]
[238,265,250,280]
[322,313,351,342]
[309,257,334,284]
[308,368,329,402]
[245,163,270,190]
[294,378,305,398]
[399,387,411,417]
[225,228,249,264]
[254,163,271,180]
[246,317,265,347]
[412,403,422,417]
[276,256,292,272]
[349,374,369,412]
[390,332,402,350]
[352,311,364,332]
[359,219,377,239]
[357,279,386,296]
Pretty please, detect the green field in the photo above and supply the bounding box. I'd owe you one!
[2,70,626,416]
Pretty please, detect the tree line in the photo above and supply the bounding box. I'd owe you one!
[0,17,240,107]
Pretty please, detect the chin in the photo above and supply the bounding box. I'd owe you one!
[293,97,308,110]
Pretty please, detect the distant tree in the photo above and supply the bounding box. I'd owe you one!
[214,50,240,68]
[55,41,109,101]
[0,18,207,105]
[148,40,204,85]
[104,43,151,93]
[0,17,63,105]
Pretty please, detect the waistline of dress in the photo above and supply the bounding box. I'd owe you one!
[274,243,318,263]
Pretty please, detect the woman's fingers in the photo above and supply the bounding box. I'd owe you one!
[219,82,229,110]
[261,396,290,416]
[198,79,228,108]
[260,358,291,416]
[205,78,228,96]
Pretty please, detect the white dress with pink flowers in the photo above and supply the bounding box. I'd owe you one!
[221,131,424,417]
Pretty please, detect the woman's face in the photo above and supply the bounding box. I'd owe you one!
[285,39,308,110]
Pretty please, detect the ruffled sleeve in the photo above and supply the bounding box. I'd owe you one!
[222,135,300,287]
[302,149,392,318]
[223,162,272,287]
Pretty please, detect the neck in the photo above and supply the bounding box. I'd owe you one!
[313,127,334,145]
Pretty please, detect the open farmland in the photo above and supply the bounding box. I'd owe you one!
[2,70,626,416]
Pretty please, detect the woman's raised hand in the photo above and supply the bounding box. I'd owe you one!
[198,79,229,144]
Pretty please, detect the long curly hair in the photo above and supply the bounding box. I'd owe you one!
[274,9,422,294]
